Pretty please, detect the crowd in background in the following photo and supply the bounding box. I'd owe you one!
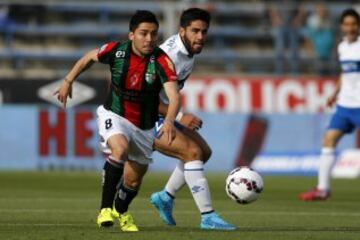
[0,1,358,77]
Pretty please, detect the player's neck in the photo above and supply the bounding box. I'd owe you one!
[179,36,194,58]
[131,43,146,58]
[346,35,359,43]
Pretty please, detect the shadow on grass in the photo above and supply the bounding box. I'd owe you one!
[120,226,360,233]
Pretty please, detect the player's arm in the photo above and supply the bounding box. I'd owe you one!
[160,81,181,145]
[158,101,202,130]
[158,101,169,116]
[64,49,99,84]
[54,49,99,107]
[327,76,342,108]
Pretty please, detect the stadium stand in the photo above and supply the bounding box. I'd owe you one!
[0,1,355,79]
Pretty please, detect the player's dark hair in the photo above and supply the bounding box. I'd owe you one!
[180,8,211,28]
[340,8,360,25]
[129,10,159,32]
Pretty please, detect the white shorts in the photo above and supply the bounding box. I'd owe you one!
[96,105,155,165]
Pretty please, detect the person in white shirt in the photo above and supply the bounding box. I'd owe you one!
[300,8,360,201]
[151,8,235,230]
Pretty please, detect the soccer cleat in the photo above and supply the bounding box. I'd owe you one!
[200,212,236,230]
[119,212,139,232]
[112,207,120,218]
[150,190,176,226]
[97,208,114,227]
[299,188,331,201]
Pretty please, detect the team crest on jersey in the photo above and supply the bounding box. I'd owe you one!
[145,73,155,84]
[146,56,156,84]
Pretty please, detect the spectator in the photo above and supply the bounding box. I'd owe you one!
[0,4,10,26]
[269,1,305,75]
[304,3,335,76]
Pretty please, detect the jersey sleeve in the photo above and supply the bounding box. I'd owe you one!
[97,41,118,64]
[157,53,177,84]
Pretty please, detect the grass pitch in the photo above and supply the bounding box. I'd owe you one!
[0,171,359,240]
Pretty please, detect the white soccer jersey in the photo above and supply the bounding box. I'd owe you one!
[159,34,195,103]
[338,36,360,108]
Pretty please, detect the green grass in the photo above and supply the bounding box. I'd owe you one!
[0,171,359,240]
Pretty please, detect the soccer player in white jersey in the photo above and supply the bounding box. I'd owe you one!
[300,9,360,201]
[150,8,235,230]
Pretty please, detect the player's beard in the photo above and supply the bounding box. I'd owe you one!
[181,36,201,56]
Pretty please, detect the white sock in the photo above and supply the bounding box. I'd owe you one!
[164,161,186,197]
[317,147,336,191]
[184,160,213,213]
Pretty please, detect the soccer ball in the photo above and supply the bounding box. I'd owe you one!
[225,167,264,204]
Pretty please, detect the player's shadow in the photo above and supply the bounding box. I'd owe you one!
[135,226,360,233]
[236,226,360,233]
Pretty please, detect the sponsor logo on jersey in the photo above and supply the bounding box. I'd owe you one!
[166,36,176,48]
[115,50,126,58]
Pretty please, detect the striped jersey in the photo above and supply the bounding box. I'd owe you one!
[338,36,360,108]
[97,41,177,130]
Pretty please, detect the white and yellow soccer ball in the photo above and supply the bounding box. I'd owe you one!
[225,167,264,204]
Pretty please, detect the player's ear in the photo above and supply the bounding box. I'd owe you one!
[179,27,186,38]
[129,31,134,41]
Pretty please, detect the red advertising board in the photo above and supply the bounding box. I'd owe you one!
[182,77,336,113]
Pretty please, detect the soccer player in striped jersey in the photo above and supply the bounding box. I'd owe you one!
[300,9,360,201]
[54,10,181,231]
[150,8,236,230]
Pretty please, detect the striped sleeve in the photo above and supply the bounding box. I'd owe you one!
[157,52,177,84]
[97,41,117,64]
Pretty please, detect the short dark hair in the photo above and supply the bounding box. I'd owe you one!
[129,10,159,32]
[340,8,360,24]
[180,8,211,28]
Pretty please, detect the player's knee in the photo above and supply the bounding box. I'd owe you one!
[322,134,337,148]
[184,143,203,161]
[110,146,126,162]
[124,178,142,190]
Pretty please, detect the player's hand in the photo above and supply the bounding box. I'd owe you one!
[180,113,203,130]
[326,93,337,108]
[158,120,176,145]
[53,79,73,108]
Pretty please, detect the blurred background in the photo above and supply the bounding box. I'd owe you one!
[1,0,360,179]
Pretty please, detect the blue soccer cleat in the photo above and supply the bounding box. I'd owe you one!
[150,190,176,226]
[200,212,236,230]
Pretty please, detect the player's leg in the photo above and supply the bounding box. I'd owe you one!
[300,130,343,201]
[182,126,212,162]
[151,127,205,225]
[318,130,344,191]
[96,105,130,227]
[151,127,235,230]
[97,134,128,227]
[114,160,148,232]
[300,107,350,201]
[162,126,212,201]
